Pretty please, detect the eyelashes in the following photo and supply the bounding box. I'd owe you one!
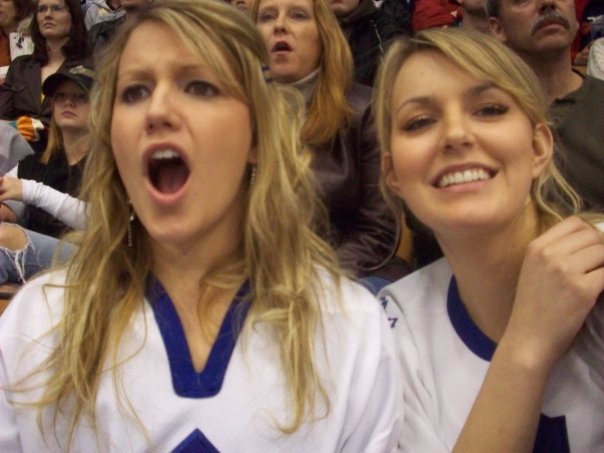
[399,103,510,133]
[118,80,221,104]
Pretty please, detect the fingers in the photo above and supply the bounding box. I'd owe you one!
[530,216,595,249]
[527,216,604,274]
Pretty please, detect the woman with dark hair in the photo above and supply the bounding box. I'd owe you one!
[0,0,35,70]
[0,0,91,139]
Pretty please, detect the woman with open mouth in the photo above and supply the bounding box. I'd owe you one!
[376,29,604,452]
[0,0,402,451]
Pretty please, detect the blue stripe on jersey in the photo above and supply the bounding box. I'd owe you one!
[172,429,220,453]
[146,277,251,398]
[446,276,496,361]
[447,276,571,453]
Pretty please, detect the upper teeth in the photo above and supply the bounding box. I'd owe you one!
[151,149,179,160]
[438,168,491,188]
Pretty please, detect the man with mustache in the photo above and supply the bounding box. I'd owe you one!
[487,0,604,212]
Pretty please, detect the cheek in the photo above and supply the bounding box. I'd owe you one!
[258,25,270,45]
[305,27,322,67]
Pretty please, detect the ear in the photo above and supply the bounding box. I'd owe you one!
[531,122,553,179]
[382,151,402,195]
[488,17,507,42]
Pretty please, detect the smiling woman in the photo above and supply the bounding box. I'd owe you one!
[0,0,402,451]
[375,29,604,452]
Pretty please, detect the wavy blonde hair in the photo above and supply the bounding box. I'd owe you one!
[251,0,354,147]
[28,0,342,446]
[374,28,585,232]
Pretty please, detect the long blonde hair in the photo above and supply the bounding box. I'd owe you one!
[374,28,584,232]
[251,0,354,147]
[30,0,341,446]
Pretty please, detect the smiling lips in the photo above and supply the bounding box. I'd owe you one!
[148,149,190,195]
[436,168,493,189]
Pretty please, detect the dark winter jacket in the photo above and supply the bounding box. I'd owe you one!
[338,0,409,86]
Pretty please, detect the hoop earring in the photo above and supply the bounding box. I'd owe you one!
[127,201,135,248]
[249,164,257,188]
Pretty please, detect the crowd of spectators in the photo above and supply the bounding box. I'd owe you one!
[0,0,598,288]
[0,0,603,450]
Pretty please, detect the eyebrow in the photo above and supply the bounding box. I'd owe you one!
[394,82,498,115]
[117,63,215,80]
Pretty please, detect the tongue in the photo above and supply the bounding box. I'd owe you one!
[152,160,189,194]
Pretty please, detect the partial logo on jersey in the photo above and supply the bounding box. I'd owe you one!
[380,295,399,329]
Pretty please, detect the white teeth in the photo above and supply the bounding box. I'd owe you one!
[438,168,491,188]
[151,149,179,160]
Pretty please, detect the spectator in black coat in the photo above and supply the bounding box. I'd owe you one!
[330,0,409,86]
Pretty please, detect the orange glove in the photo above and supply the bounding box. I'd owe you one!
[8,116,44,142]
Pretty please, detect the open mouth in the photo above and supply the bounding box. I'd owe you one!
[436,168,494,189]
[148,149,190,195]
[272,41,292,52]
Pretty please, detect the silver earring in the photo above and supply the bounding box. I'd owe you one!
[127,201,135,248]
[249,164,257,187]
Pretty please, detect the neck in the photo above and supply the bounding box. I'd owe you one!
[289,68,320,103]
[124,7,143,20]
[46,38,68,62]
[519,49,583,103]
[150,210,245,313]
[461,9,489,34]
[435,204,540,341]
[62,129,88,165]
[1,23,17,34]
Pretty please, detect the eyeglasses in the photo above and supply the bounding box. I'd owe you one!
[54,92,89,105]
[37,4,68,14]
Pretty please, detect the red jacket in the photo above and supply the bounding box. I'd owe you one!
[412,0,462,31]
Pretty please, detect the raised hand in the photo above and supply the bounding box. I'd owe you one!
[505,216,604,372]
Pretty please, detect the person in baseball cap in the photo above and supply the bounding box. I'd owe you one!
[42,65,95,98]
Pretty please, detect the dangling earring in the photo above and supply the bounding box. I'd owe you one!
[127,201,135,248]
[249,164,257,188]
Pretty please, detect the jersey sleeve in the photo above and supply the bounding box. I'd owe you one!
[381,292,449,453]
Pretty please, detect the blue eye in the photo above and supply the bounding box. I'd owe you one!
[186,81,220,97]
[120,85,148,103]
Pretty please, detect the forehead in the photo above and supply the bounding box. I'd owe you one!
[55,80,85,93]
[498,0,575,13]
[392,51,493,104]
[38,0,66,6]
[259,0,314,10]
[117,21,229,80]
[394,51,473,88]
